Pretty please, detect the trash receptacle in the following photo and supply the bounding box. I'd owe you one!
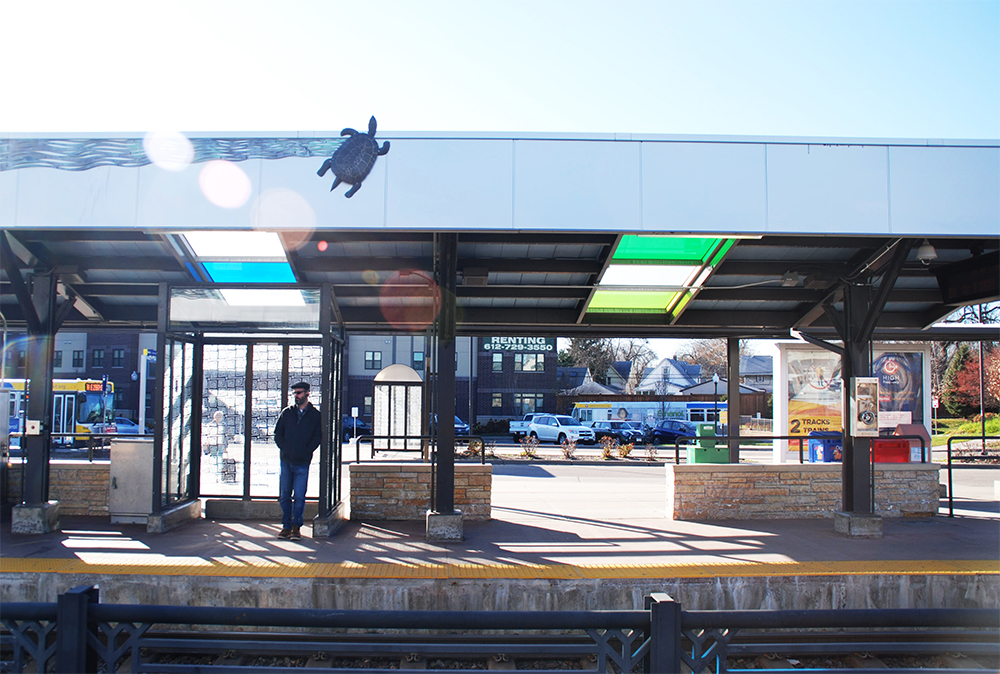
[690,423,728,463]
[807,431,842,462]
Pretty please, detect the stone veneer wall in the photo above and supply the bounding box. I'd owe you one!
[6,462,110,516]
[666,463,941,520]
[350,463,491,521]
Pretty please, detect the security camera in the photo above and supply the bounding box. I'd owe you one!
[916,239,937,266]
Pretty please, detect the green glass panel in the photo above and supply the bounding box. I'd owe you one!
[612,235,720,263]
[709,239,736,267]
[586,290,678,313]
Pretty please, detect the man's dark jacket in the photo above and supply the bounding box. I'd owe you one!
[274,403,322,465]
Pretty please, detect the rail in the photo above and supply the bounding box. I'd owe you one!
[1,587,996,673]
[353,435,487,465]
[6,431,150,462]
[670,434,928,466]
[946,434,1000,518]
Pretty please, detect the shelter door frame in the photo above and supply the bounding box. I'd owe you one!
[152,283,344,523]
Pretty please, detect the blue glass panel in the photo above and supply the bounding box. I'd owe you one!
[202,262,296,283]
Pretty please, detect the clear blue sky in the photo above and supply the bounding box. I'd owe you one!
[2,0,997,139]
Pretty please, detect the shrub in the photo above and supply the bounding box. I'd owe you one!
[645,444,658,461]
[617,443,634,459]
[561,438,577,460]
[520,435,539,459]
[600,436,617,460]
[472,419,510,435]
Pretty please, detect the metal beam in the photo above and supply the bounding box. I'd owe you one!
[577,234,621,324]
[0,232,42,334]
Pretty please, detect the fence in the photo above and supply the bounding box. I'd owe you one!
[2,587,997,673]
[946,434,1000,518]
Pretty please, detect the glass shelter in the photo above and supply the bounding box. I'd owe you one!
[372,364,424,452]
[155,283,345,530]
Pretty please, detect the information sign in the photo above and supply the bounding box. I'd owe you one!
[483,337,556,351]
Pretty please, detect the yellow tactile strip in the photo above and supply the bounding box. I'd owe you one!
[1,557,996,579]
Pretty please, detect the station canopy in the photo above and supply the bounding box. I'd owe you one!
[1,131,997,340]
[2,228,997,341]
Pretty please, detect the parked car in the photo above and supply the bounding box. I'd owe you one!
[431,415,471,436]
[342,416,372,440]
[651,419,698,446]
[509,413,544,440]
[624,421,651,443]
[527,414,596,445]
[590,420,644,444]
[113,417,142,435]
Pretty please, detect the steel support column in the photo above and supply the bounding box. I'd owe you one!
[21,273,58,506]
[319,284,333,516]
[151,283,167,516]
[727,338,741,463]
[434,234,458,515]
[840,284,873,513]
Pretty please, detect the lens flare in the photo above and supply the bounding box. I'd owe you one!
[199,160,251,209]
[142,131,194,172]
[362,270,379,285]
[317,241,328,252]
[378,270,441,331]
[252,188,316,249]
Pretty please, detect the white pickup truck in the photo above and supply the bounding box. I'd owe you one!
[526,414,597,445]
[509,413,543,440]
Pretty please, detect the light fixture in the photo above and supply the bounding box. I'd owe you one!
[780,271,800,287]
[916,239,938,265]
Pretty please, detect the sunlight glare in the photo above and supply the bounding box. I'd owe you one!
[199,160,252,208]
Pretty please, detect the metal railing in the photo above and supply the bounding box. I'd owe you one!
[6,431,149,462]
[1,586,996,673]
[946,434,1000,518]
[670,434,928,465]
[353,435,487,465]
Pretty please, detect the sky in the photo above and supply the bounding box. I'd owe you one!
[3,0,997,360]
[2,0,997,139]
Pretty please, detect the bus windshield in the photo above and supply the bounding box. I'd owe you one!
[78,392,114,424]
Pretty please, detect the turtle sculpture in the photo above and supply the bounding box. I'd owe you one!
[317,116,390,198]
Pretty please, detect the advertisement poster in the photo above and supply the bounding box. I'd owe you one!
[787,350,843,436]
[873,351,924,426]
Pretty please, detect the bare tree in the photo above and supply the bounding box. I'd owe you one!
[675,338,756,381]
[565,338,615,385]
[608,339,657,393]
[564,338,656,390]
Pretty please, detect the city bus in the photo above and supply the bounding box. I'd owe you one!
[571,399,728,427]
[2,378,116,449]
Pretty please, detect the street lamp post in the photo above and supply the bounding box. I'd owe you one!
[712,373,720,435]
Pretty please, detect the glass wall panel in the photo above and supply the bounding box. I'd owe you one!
[162,339,195,507]
[373,384,390,451]
[250,344,284,499]
[289,345,324,498]
[200,344,247,497]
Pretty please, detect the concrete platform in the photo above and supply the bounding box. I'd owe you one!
[1,464,997,611]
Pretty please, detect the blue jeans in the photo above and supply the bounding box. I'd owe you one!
[279,461,310,529]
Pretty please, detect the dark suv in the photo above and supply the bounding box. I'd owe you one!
[342,416,372,440]
[651,419,698,445]
[590,420,645,444]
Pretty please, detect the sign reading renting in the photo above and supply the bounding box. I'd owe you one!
[483,337,556,352]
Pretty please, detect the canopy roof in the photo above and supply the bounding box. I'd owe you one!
[1,228,996,340]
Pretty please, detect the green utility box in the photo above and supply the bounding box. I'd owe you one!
[689,423,728,464]
[695,423,716,449]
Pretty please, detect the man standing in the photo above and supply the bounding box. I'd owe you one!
[274,381,322,540]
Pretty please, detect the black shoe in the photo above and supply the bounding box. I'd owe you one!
[277,528,292,539]
[289,527,301,541]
